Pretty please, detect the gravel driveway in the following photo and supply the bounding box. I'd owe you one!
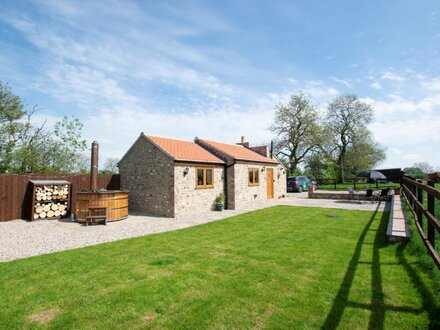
[0,193,387,262]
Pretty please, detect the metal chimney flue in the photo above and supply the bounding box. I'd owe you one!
[90,141,99,192]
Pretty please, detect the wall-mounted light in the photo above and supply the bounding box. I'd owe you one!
[183,167,189,176]
[261,166,266,172]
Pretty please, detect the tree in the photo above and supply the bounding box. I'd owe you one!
[270,91,326,174]
[326,94,376,181]
[342,128,386,177]
[103,157,119,174]
[403,167,425,179]
[413,162,434,174]
[0,82,28,172]
[303,153,329,179]
[0,81,87,174]
[50,116,87,173]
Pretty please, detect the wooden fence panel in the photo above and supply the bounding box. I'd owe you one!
[401,176,440,269]
[0,174,120,222]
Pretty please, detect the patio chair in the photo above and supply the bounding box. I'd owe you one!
[364,188,374,203]
[378,188,391,202]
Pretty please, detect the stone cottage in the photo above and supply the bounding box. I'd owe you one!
[118,133,286,217]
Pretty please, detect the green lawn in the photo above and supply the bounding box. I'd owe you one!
[1,206,439,329]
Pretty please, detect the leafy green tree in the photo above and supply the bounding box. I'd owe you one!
[270,91,327,174]
[50,116,87,173]
[0,81,87,173]
[343,128,386,177]
[326,94,379,181]
[303,154,327,179]
[304,153,341,180]
[403,162,434,179]
[0,82,29,172]
[403,167,425,179]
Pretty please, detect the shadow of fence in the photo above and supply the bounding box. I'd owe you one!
[321,201,439,329]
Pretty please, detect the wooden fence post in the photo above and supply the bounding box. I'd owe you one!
[411,180,417,209]
[416,180,423,229]
[427,180,435,249]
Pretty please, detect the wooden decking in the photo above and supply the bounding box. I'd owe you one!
[387,195,411,241]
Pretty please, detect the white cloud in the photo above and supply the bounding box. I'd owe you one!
[82,105,276,162]
[302,80,340,100]
[37,64,138,108]
[362,92,440,116]
[420,77,440,92]
[370,81,382,90]
[370,117,440,168]
[366,89,440,168]
[381,71,405,82]
[1,4,246,105]
[330,77,352,88]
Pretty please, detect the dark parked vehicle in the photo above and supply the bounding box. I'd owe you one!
[287,176,311,192]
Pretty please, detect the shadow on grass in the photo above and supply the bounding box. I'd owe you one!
[396,243,440,329]
[322,200,440,329]
[321,202,383,330]
[368,201,388,329]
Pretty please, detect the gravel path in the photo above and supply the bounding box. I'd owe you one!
[0,193,387,262]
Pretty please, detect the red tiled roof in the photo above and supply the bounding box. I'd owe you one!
[145,134,224,164]
[197,139,278,164]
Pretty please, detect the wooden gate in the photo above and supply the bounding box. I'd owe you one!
[267,168,274,199]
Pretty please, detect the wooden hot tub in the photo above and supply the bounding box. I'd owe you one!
[75,190,129,223]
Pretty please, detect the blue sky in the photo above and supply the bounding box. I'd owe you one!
[1,0,439,169]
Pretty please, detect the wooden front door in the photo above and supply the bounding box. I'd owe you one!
[266,168,274,199]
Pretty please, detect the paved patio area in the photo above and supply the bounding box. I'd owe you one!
[0,192,388,262]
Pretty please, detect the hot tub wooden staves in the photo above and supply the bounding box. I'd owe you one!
[75,191,129,222]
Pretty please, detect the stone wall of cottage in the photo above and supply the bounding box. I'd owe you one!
[226,165,235,210]
[231,162,286,210]
[274,163,287,200]
[119,136,175,217]
[174,164,225,217]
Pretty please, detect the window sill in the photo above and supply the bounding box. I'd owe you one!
[195,185,214,190]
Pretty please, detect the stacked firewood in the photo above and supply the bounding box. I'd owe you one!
[33,185,69,219]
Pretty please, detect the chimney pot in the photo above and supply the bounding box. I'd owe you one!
[241,136,245,143]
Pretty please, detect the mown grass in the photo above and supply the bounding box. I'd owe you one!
[1,206,439,329]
